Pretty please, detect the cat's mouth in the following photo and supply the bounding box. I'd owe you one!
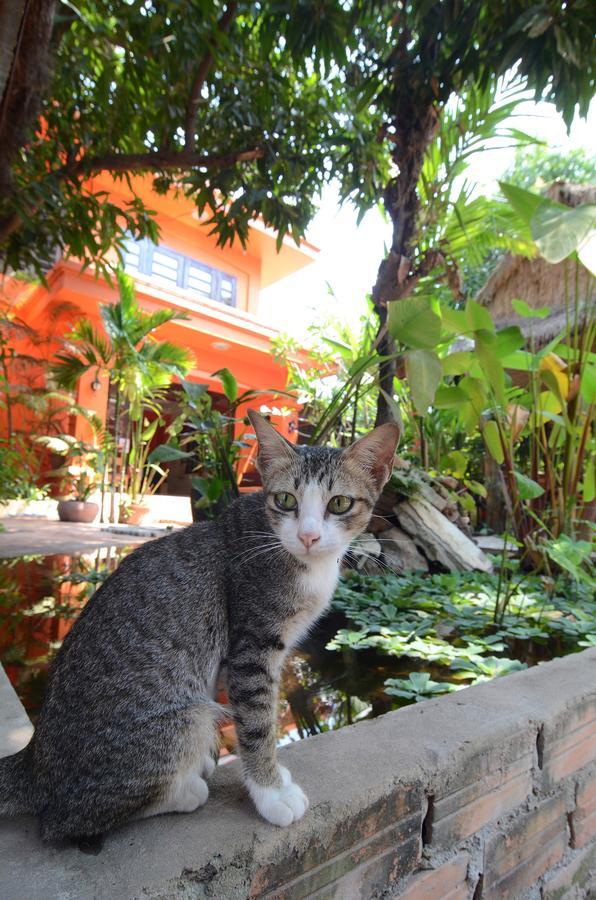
[285,540,342,563]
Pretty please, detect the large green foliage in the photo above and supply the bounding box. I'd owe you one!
[387,185,595,562]
[0,2,384,277]
[51,270,194,516]
[1,0,594,281]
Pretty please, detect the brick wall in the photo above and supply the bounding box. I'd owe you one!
[1,649,595,899]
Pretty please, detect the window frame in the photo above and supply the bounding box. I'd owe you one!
[123,237,237,307]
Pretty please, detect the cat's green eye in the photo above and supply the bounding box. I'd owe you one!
[274,492,298,511]
[327,495,354,515]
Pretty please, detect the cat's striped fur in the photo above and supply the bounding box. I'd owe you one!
[0,412,399,841]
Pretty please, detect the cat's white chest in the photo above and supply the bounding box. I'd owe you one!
[298,555,340,608]
[283,555,339,651]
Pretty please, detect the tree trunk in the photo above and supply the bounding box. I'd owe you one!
[371,102,439,426]
[0,0,56,196]
[0,0,27,106]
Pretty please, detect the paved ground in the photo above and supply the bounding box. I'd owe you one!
[0,516,159,558]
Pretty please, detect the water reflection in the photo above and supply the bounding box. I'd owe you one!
[0,548,126,721]
[0,550,411,753]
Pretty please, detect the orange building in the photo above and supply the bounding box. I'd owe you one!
[2,174,317,506]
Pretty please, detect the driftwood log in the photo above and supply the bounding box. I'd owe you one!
[349,464,493,575]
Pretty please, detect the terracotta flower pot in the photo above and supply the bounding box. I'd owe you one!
[119,502,150,526]
[57,499,99,524]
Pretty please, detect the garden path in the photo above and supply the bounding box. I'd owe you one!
[0,517,154,558]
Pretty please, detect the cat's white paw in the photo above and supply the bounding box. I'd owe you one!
[180,772,209,811]
[202,755,217,778]
[246,768,309,827]
[141,771,209,818]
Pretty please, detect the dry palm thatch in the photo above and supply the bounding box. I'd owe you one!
[477,182,595,344]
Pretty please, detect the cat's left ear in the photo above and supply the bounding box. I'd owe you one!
[247,409,297,473]
[343,422,400,490]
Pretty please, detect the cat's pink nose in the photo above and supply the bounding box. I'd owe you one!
[299,532,320,550]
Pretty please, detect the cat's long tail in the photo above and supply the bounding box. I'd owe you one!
[0,748,33,816]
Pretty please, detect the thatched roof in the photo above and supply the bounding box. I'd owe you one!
[477,182,595,343]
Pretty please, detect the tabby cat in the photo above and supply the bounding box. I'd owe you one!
[0,411,399,842]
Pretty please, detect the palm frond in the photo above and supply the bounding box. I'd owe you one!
[50,353,92,390]
[440,195,535,266]
[69,320,113,364]
[116,268,138,321]
[139,340,194,376]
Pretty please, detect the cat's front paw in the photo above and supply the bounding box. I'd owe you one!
[246,767,309,827]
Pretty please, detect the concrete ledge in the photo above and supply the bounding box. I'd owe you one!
[1,650,595,899]
[0,667,33,759]
[0,499,59,519]
[0,517,150,557]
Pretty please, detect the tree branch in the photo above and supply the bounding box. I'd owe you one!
[184,2,238,151]
[66,145,265,177]
[0,146,264,245]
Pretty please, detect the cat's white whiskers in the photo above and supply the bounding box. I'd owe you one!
[344,547,402,580]
[235,548,284,568]
[232,540,287,567]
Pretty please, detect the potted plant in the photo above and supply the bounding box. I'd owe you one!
[149,370,279,521]
[38,435,103,523]
[119,412,169,525]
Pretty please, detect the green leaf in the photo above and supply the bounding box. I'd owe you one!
[181,379,209,408]
[475,332,505,406]
[543,534,593,585]
[511,299,551,319]
[442,351,474,376]
[213,368,238,404]
[443,450,468,478]
[434,385,469,408]
[388,297,442,349]
[513,471,545,500]
[405,349,442,414]
[466,299,495,334]
[457,376,487,434]
[580,363,596,405]
[192,474,224,502]
[499,351,536,372]
[532,203,596,264]
[499,181,546,226]
[483,420,504,464]
[494,326,525,357]
[148,443,192,464]
[141,418,159,443]
[441,306,469,335]
[577,232,596,276]
[466,479,487,499]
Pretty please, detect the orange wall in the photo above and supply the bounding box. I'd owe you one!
[1,174,314,457]
[6,273,300,448]
[91,174,265,314]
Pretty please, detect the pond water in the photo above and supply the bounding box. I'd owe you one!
[0,547,414,759]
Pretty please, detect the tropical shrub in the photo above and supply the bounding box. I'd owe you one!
[0,440,48,502]
[272,299,385,447]
[51,270,194,520]
[385,185,595,568]
[150,369,281,517]
[35,435,105,502]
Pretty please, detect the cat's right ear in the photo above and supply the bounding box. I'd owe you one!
[247,410,297,473]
